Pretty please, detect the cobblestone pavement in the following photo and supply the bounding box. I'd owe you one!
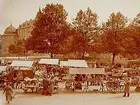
[1,89,140,105]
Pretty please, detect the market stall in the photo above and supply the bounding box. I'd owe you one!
[0,66,7,73]
[14,67,34,80]
[6,61,34,82]
[69,68,105,92]
[23,77,42,93]
[0,66,7,87]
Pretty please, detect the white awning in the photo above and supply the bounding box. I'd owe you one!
[0,66,7,72]
[68,59,88,68]
[10,61,34,67]
[60,61,69,67]
[39,59,59,65]
[69,68,105,74]
[14,67,32,70]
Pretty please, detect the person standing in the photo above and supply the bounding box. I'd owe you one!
[3,83,13,103]
[123,78,131,97]
[49,81,54,96]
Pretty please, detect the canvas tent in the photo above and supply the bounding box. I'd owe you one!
[60,61,69,67]
[0,66,7,72]
[14,67,33,71]
[69,68,105,74]
[68,59,88,68]
[10,61,34,67]
[39,59,59,65]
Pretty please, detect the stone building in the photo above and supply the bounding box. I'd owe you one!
[1,19,34,56]
[1,24,18,56]
[17,19,34,40]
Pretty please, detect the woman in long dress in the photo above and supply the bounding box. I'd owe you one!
[123,78,131,97]
[3,83,13,103]
[49,81,54,96]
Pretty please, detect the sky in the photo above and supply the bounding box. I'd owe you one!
[0,0,140,34]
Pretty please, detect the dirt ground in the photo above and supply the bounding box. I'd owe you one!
[1,88,140,105]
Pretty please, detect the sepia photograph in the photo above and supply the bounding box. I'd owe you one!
[0,0,140,105]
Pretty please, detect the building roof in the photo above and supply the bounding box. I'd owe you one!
[4,24,16,34]
[18,19,34,29]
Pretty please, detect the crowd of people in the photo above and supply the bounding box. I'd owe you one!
[1,61,140,104]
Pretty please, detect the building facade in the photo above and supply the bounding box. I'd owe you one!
[1,19,34,56]
[17,19,34,40]
[2,24,18,56]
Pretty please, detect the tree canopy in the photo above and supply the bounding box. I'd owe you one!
[26,4,70,58]
[72,8,98,58]
[24,3,140,65]
[99,12,128,65]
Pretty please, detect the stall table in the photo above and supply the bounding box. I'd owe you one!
[23,85,39,93]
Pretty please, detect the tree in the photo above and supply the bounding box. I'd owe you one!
[69,28,90,58]
[100,12,128,65]
[72,7,98,58]
[124,13,140,57]
[120,27,137,58]
[131,13,140,27]
[9,40,25,55]
[26,4,70,58]
[17,40,26,54]
[9,44,18,53]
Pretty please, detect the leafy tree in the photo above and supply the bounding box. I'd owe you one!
[9,44,18,53]
[72,7,98,58]
[124,13,140,57]
[70,28,90,58]
[17,40,26,53]
[120,27,136,58]
[9,40,25,55]
[131,13,140,27]
[57,28,73,55]
[100,12,128,65]
[26,4,70,58]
